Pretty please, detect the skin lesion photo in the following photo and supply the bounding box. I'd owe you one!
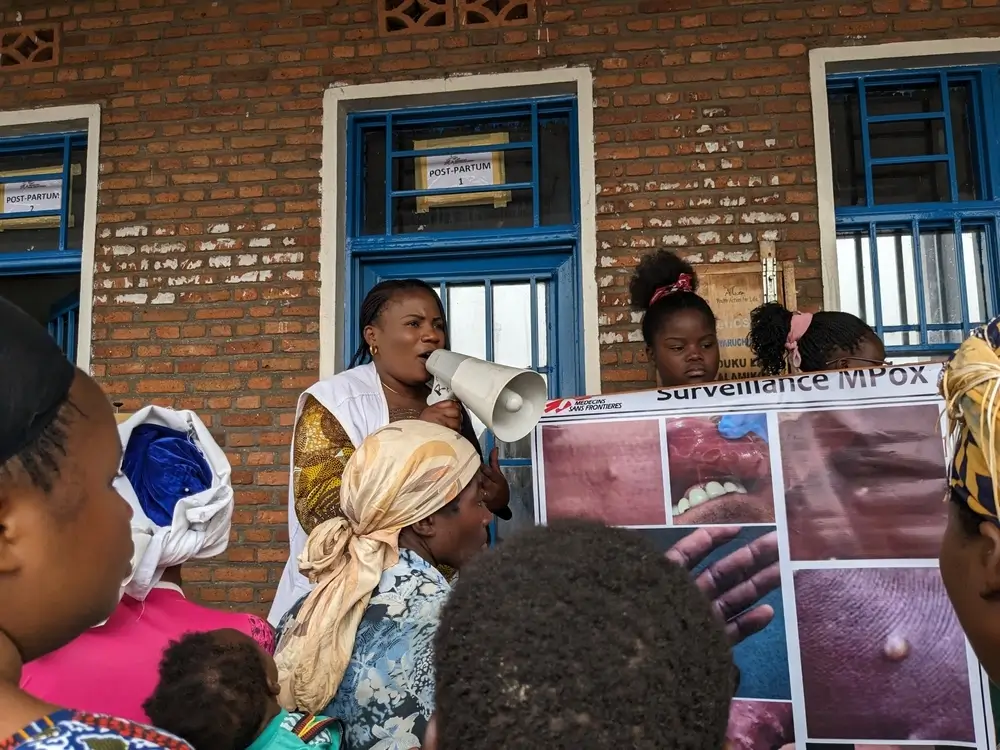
[778,404,947,561]
[794,567,975,743]
[540,419,669,527]
[726,699,794,750]
[665,413,774,525]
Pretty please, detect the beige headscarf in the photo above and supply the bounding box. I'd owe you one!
[274,419,480,713]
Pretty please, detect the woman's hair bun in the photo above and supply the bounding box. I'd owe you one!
[629,250,699,311]
[746,302,795,376]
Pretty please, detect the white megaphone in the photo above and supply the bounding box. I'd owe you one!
[425,350,547,443]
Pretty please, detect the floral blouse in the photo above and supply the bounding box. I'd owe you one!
[278,549,449,750]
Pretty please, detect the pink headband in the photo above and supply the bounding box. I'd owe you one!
[649,273,694,306]
[785,311,814,371]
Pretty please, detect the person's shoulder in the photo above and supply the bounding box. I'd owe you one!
[282,712,343,749]
[5,710,192,749]
[383,551,450,606]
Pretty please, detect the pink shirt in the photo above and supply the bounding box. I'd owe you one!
[20,583,275,724]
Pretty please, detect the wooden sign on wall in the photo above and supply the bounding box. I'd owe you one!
[693,242,797,381]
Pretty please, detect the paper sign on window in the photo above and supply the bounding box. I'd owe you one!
[414,132,511,212]
[2,178,62,215]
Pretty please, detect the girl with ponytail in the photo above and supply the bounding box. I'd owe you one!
[746,303,885,375]
[629,250,721,387]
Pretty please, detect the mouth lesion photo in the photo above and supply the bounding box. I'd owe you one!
[666,414,775,525]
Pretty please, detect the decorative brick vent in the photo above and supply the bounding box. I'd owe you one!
[0,26,58,70]
[458,0,536,27]
[379,0,454,36]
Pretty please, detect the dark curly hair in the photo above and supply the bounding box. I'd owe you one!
[349,278,450,368]
[746,302,878,375]
[629,250,716,346]
[433,519,735,750]
[143,631,273,750]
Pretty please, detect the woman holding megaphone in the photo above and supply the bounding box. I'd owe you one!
[269,279,511,626]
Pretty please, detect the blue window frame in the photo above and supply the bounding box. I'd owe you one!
[0,130,88,277]
[345,96,583,538]
[828,66,1000,355]
[48,291,80,360]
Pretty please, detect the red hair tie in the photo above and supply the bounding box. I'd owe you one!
[649,273,694,306]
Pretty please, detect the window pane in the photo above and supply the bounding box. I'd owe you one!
[392,118,531,153]
[392,190,534,233]
[0,145,87,254]
[361,127,387,235]
[871,161,950,204]
[829,89,866,207]
[949,82,980,201]
[447,283,487,360]
[919,225,987,344]
[446,283,487,438]
[494,465,535,543]
[493,282,537,370]
[961,227,989,324]
[837,224,991,348]
[873,229,920,347]
[866,81,942,117]
[537,281,548,368]
[868,118,946,160]
[836,232,875,324]
[358,107,576,236]
[538,117,572,225]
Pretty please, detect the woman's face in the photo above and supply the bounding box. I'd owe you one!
[939,502,1000,683]
[825,333,887,371]
[650,308,720,387]
[0,373,134,661]
[365,290,447,387]
[428,471,492,571]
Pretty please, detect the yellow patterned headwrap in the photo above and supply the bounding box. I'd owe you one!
[939,317,1000,523]
[275,419,480,713]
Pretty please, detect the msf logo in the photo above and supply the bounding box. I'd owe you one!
[543,396,594,415]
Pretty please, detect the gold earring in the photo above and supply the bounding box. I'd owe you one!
[371,345,378,356]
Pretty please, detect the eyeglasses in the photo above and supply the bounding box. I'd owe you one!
[824,356,893,368]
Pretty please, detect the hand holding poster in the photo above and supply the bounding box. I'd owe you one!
[533,363,993,750]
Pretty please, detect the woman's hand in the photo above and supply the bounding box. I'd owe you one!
[418,400,463,432]
[665,526,781,645]
[481,447,511,514]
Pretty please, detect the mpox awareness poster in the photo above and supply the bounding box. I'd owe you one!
[531,363,995,750]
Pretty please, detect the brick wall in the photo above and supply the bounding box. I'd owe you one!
[2,0,997,611]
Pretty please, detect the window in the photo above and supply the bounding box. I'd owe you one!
[345,96,583,540]
[0,129,88,359]
[828,67,1000,355]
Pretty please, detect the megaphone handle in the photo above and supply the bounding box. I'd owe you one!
[427,377,456,406]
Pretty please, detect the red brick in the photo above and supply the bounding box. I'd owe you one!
[25,0,986,609]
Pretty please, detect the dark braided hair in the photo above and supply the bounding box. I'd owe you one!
[0,400,80,495]
[349,279,449,368]
[629,250,716,345]
[143,631,272,750]
[433,520,735,750]
[746,302,877,375]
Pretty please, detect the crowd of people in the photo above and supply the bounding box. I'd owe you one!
[0,247,993,750]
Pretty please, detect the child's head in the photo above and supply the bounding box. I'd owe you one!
[747,302,885,375]
[144,629,279,750]
[431,519,735,750]
[629,250,719,387]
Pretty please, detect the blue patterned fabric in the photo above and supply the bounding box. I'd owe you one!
[278,549,449,750]
[122,424,212,527]
[0,709,191,749]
